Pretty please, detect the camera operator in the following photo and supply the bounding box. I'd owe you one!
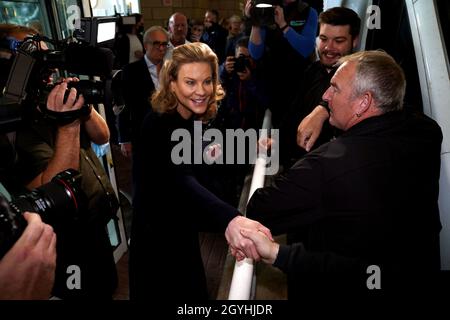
[1,23,57,300]
[1,24,119,299]
[244,0,318,127]
[13,78,119,299]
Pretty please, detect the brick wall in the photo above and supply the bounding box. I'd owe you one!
[141,0,245,29]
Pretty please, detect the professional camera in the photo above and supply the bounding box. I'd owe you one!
[249,0,309,28]
[249,0,281,27]
[233,54,251,73]
[1,17,117,126]
[0,169,85,258]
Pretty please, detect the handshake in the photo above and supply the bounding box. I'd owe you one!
[225,216,279,264]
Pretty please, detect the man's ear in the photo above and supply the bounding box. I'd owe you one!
[352,35,360,51]
[357,92,372,115]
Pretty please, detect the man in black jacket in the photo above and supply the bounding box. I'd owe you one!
[201,9,228,64]
[117,26,169,158]
[279,7,361,167]
[238,51,443,296]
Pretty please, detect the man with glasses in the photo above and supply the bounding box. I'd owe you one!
[118,26,169,158]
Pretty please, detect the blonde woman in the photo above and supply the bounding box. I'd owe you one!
[130,42,271,300]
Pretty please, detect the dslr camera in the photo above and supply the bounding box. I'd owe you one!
[1,17,117,127]
[0,169,85,258]
[233,54,251,73]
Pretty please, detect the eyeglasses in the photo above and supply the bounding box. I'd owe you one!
[150,41,169,48]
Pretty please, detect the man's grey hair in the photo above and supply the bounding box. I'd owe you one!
[143,26,169,44]
[338,50,406,113]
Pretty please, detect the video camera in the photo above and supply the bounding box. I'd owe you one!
[1,17,117,127]
[0,169,85,258]
[249,0,309,28]
[249,0,281,27]
[0,18,115,258]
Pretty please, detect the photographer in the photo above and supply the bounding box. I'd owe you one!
[220,36,268,130]
[1,24,57,300]
[0,212,56,300]
[244,0,318,127]
[13,78,118,299]
[1,24,118,299]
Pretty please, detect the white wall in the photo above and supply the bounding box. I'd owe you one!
[406,0,450,269]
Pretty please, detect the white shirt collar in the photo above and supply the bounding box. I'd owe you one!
[144,54,157,69]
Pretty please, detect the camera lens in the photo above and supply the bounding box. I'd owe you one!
[234,55,250,73]
[67,80,104,105]
[0,193,26,258]
[0,169,84,258]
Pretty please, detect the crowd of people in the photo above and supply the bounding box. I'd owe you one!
[0,0,444,301]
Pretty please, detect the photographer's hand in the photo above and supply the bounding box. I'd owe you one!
[244,0,252,18]
[237,67,251,81]
[0,212,56,300]
[224,56,235,74]
[46,79,84,113]
[274,6,288,31]
[27,79,83,189]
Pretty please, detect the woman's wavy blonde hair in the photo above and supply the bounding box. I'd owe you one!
[151,42,224,122]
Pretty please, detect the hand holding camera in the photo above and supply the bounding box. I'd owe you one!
[244,0,253,18]
[46,78,85,114]
[0,212,56,300]
[274,5,287,29]
[247,0,282,27]
[0,169,84,259]
[224,56,236,74]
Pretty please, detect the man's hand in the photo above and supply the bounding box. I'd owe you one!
[297,105,329,152]
[225,216,273,261]
[0,212,56,300]
[236,67,251,81]
[120,142,132,158]
[224,56,235,74]
[46,78,84,113]
[258,137,274,154]
[240,228,279,265]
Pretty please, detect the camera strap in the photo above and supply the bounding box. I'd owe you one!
[40,104,92,126]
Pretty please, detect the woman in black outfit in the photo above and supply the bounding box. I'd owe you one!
[129,42,271,300]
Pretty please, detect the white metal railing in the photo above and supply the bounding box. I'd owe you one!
[228,109,272,300]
